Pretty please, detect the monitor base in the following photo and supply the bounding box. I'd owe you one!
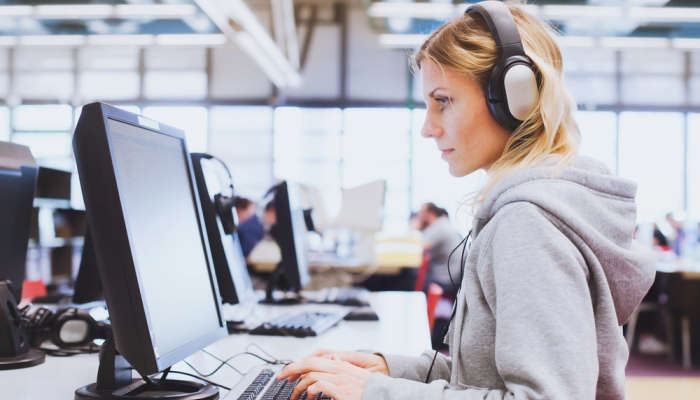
[75,379,219,400]
[0,348,45,370]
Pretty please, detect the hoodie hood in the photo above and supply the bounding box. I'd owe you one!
[471,156,655,325]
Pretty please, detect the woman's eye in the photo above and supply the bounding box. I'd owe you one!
[435,97,449,110]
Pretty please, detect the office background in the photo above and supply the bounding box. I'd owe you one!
[2,0,699,235]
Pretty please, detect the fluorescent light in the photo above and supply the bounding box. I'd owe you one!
[87,34,155,46]
[155,34,227,46]
[630,6,700,23]
[20,35,86,46]
[599,36,669,49]
[0,6,32,17]
[556,36,596,48]
[115,4,198,19]
[0,36,18,46]
[378,34,426,48]
[35,4,113,18]
[671,38,700,49]
[367,2,456,19]
[541,5,621,19]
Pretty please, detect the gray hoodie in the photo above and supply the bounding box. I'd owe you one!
[363,156,655,400]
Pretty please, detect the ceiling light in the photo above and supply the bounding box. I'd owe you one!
[20,35,86,46]
[115,4,198,19]
[87,35,155,46]
[378,34,426,48]
[629,6,700,23]
[155,34,227,46]
[368,2,456,19]
[599,36,670,49]
[541,5,622,19]
[671,38,700,49]
[0,36,18,46]
[0,6,31,17]
[556,36,597,48]
[35,4,113,18]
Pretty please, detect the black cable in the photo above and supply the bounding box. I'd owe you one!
[39,343,101,357]
[167,370,231,391]
[246,343,292,365]
[425,229,472,383]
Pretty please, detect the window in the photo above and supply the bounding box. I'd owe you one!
[411,109,485,233]
[575,111,617,173]
[0,107,8,141]
[619,112,684,222]
[144,71,207,99]
[688,114,700,220]
[142,106,208,152]
[343,108,411,232]
[209,106,273,198]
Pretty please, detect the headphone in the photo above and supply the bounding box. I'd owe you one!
[20,305,110,356]
[466,1,539,131]
[198,153,239,235]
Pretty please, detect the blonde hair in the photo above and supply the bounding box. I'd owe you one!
[412,2,580,206]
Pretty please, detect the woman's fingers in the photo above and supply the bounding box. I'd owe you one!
[289,373,320,400]
[306,380,340,400]
[277,357,339,381]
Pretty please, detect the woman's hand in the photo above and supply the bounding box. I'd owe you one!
[276,355,376,400]
[310,349,389,375]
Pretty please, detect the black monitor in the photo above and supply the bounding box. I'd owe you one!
[71,228,102,304]
[73,103,226,400]
[0,141,45,370]
[0,141,38,301]
[190,153,255,305]
[264,181,310,304]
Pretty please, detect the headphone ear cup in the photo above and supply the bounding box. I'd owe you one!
[502,61,538,122]
[214,194,238,235]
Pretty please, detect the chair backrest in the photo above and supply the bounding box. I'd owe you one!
[426,282,444,333]
[414,251,430,292]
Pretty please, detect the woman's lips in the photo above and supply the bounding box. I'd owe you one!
[441,149,454,159]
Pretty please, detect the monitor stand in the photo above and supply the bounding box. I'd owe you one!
[0,281,45,370]
[259,263,302,305]
[75,337,218,400]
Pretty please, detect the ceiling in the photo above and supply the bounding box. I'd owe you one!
[365,0,700,49]
[0,0,218,36]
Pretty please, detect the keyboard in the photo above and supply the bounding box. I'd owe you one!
[229,367,332,400]
[310,287,370,307]
[249,312,345,338]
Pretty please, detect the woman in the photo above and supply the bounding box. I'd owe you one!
[277,2,655,399]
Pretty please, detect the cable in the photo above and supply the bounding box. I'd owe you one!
[167,370,231,391]
[39,343,101,357]
[425,229,472,383]
[246,343,292,365]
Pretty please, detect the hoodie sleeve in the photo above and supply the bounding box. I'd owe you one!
[377,351,451,381]
[362,202,599,399]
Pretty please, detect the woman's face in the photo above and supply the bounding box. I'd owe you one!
[420,59,510,177]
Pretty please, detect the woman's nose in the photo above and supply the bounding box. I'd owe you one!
[421,116,442,138]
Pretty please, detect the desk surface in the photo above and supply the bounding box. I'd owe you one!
[3,291,430,400]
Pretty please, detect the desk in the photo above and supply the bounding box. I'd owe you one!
[3,291,430,400]
[250,237,423,276]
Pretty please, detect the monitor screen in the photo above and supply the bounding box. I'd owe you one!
[199,157,254,304]
[107,118,222,360]
[272,181,310,291]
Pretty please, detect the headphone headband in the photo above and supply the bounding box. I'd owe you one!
[466,1,525,60]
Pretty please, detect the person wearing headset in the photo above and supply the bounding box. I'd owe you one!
[277,1,655,399]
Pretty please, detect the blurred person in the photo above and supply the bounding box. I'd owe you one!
[665,212,685,256]
[417,202,462,297]
[277,2,655,399]
[234,197,264,258]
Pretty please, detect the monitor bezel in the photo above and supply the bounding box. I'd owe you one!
[73,102,226,376]
[273,181,310,291]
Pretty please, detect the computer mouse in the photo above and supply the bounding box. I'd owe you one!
[343,307,379,321]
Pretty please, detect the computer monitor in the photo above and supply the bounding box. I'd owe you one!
[0,141,38,301]
[73,103,226,399]
[0,141,45,370]
[71,228,102,304]
[264,181,310,303]
[190,153,255,305]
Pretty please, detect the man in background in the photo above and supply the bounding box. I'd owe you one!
[417,202,462,297]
